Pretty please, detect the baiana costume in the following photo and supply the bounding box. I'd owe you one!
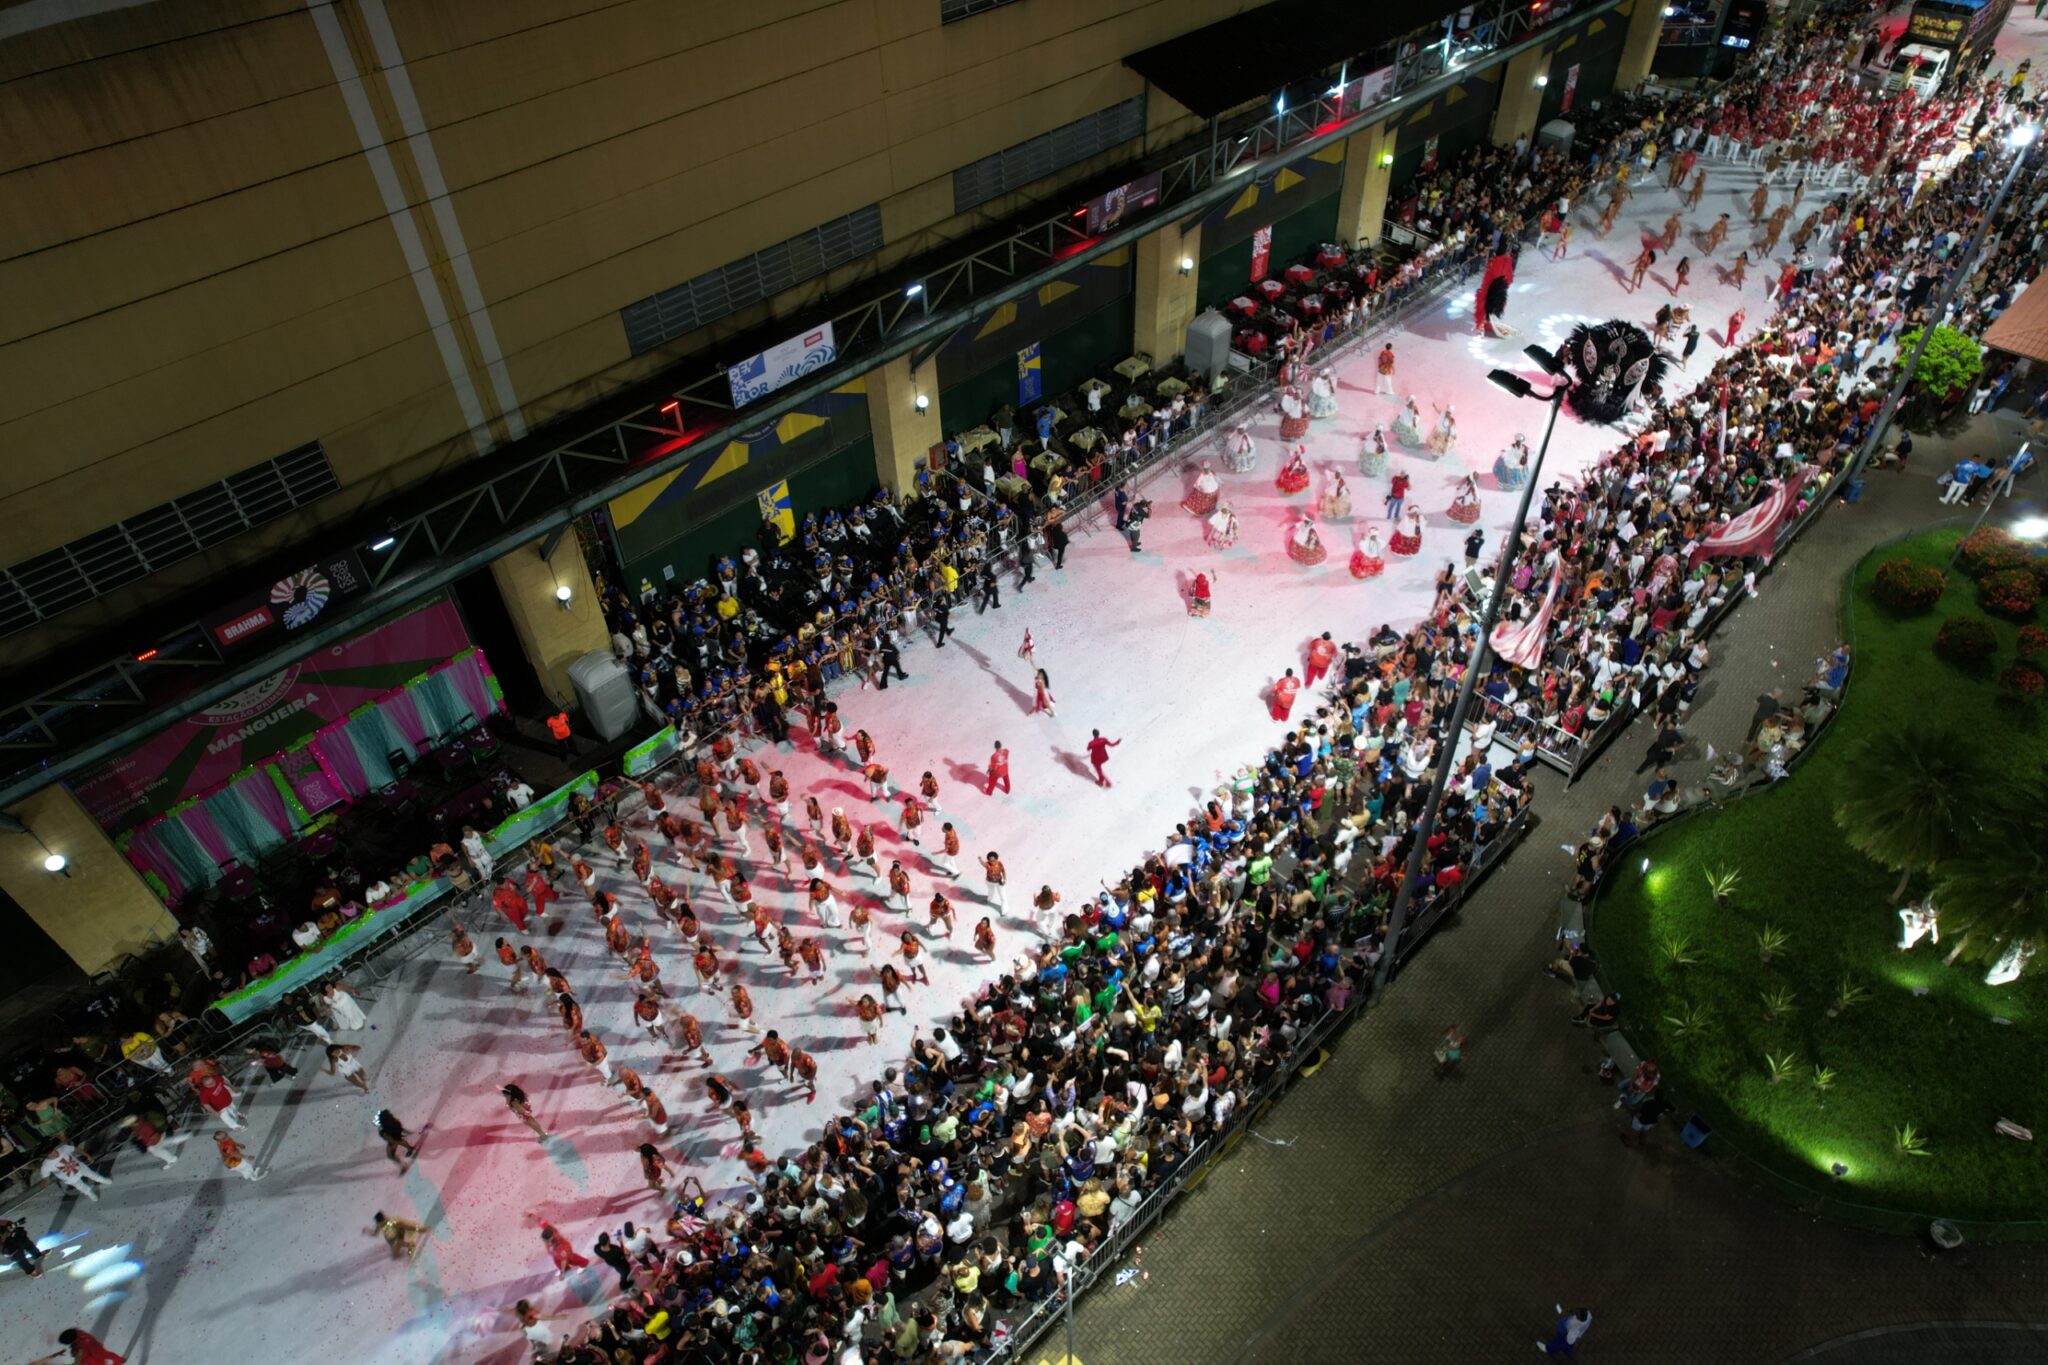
[1426,404,1459,457]
[1447,473,1483,524]
[1206,500,1239,548]
[1190,571,1214,617]
[1392,397,1425,449]
[1222,423,1257,474]
[1360,427,1389,477]
[1389,507,1425,556]
[1495,434,1531,489]
[1307,370,1339,419]
[1288,516,1328,566]
[1350,527,1386,579]
[1320,469,1352,520]
[1275,445,1311,495]
[1182,461,1221,516]
[1278,386,1311,441]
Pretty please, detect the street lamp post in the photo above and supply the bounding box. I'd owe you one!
[1369,349,1569,1003]
[1844,123,2038,486]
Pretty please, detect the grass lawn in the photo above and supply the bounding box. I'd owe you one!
[1590,529,2048,1226]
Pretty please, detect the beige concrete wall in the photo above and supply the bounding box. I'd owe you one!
[1335,122,1399,247]
[1133,222,1203,365]
[1491,47,1555,147]
[488,534,609,708]
[866,355,943,495]
[1616,0,1665,91]
[1,0,1256,668]
[1,786,178,975]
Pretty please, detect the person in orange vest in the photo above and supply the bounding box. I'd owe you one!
[546,711,572,759]
[1305,632,1338,688]
[1272,668,1301,721]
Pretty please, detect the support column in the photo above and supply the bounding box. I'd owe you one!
[1133,220,1202,363]
[2,786,177,974]
[1492,46,1554,148]
[1616,0,1665,92]
[865,354,942,495]
[490,531,609,708]
[1335,120,1398,248]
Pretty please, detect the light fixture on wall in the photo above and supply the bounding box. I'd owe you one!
[1380,151,1394,167]
[1178,256,1194,275]
[554,582,574,608]
[914,393,930,414]
[1535,74,1549,86]
[0,815,71,877]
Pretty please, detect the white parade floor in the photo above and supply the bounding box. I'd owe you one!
[5,26,2045,1352]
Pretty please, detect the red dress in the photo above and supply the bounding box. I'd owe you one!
[1276,460,1310,495]
[1388,522,1423,556]
[1350,545,1385,579]
[62,1332,125,1365]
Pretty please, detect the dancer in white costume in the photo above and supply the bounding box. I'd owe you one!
[1426,403,1459,457]
[1182,461,1221,516]
[1391,396,1424,448]
[1307,369,1339,418]
[1319,469,1352,520]
[1206,500,1239,548]
[1288,515,1327,566]
[1494,433,1532,488]
[1360,426,1389,477]
[1222,423,1257,473]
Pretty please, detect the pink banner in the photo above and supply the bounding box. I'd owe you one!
[1689,468,1812,568]
[274,747,345,819]
[74,598,472,830]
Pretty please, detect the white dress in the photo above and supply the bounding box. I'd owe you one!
[461,832,493,881]
[325,990,368,1031]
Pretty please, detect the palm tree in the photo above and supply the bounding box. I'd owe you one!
[1928,777,2048,969]
[1833,728,1982,903]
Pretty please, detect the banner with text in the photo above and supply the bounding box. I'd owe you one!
[1017,341,1043,405]
[73,598,473,830]
[728,322,838,407]
[1249,225,1273,282]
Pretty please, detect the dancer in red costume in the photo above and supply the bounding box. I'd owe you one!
[1275,445,1311,495]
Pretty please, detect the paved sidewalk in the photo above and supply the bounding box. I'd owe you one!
[1055,425,2048,1364]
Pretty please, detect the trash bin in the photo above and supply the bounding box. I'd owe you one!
[1681,1116,1712,1148]
[1842,476,1866,504]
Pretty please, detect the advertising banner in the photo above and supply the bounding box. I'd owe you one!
[1561,63,1581,114]
[1249,225,1273,282]
[201,551,370,653]
[1082,170,1163,234]
[1017,342,1043,405]
[727,322,837,407]
[274,746,345,818]
[73,598,472,828]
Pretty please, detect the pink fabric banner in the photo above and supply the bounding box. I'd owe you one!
[1689,468,1812,568]
[1490,566,1563,670]
[74,598,471,830]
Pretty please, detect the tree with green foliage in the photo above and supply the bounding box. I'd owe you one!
[1896,324,1983,407]
[1833,727,1981,903]
[1928,776,2048,970]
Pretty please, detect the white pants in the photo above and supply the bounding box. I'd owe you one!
[936,853,958,878]
[1374,374,1394,395]
[1940,481,1968,504]
[230,1161,265,1181]
[57,1173,106,1200]
[146,1134,193,1165]
[987,881,1007,911]
[213,1103,246,1130]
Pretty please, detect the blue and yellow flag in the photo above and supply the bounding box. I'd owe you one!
[756,479,795,545]
[1017,341,1042,406]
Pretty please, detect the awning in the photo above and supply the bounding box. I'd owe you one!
[1124,0,1472,119]
[1983,280,2048,365]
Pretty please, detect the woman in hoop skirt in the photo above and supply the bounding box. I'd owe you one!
[1275,445,1311,495]
[1350,526,1386,580]
[1446,472,1483,525]
[1222,423,1257,474]
[1182,461,1221,516]
[1307,369,1339,419]
[1206,500,1239,548]
[1388,506,1425,557]
[1425,403,1459,457]
[1494,434,1531,489]
[1360,426,1389,477]
[1278,387,1311,441]
[1391,396,1424,449]
[1320,469,1351,519]
[1288,516,1327,566]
